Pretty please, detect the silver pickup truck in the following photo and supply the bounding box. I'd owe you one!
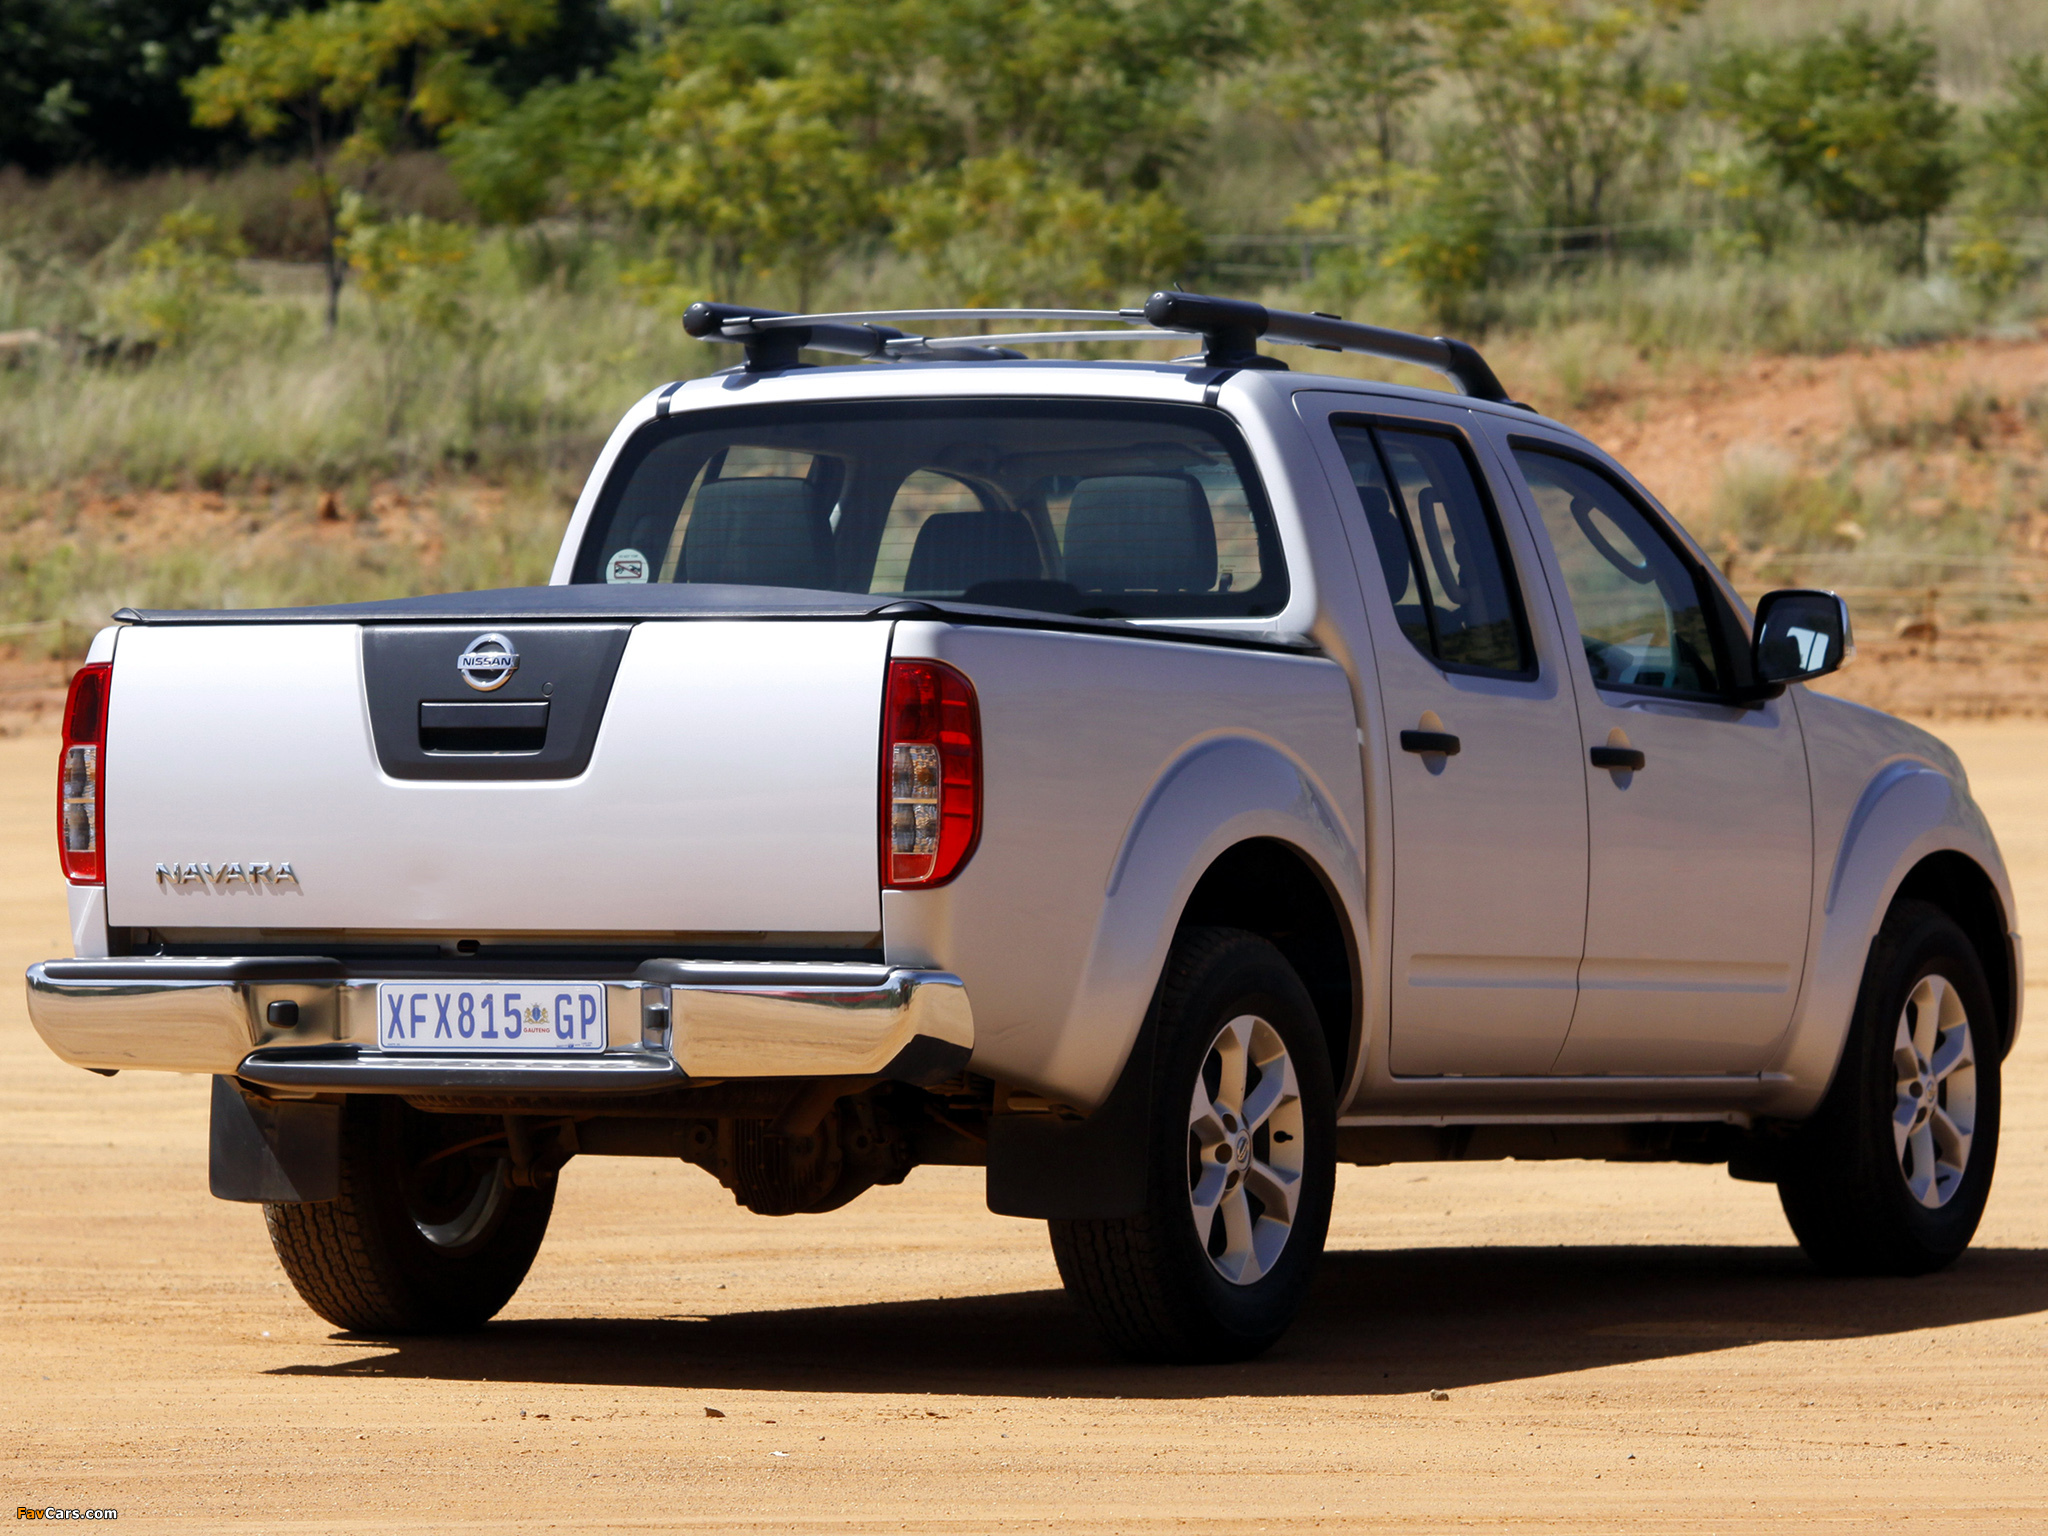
[27,293,2018,1363]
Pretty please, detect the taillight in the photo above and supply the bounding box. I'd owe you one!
[882,659,980,888]
[59,662,112,885]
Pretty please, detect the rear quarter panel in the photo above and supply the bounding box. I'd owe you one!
[883,621,1365,1106]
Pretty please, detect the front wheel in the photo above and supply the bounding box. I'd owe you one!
[265,1097,555,1332]
[1050,927,1337,1363]
[1778,900,2002,1275]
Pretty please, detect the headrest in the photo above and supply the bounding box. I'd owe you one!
[679,477,830,588]
[1061,474,1217,594]
[1354,483,1414,604]
[904,511,1043,593]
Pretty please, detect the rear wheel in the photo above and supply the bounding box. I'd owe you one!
[1778,900,2002,1275]
[1050,927,1336,1363]
[265,1097,555,1332]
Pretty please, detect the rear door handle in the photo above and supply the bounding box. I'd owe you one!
[1590,745,1646,771]
[1400,730,1461,756]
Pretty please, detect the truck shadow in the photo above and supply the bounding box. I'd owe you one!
[268,1243,2048,1399]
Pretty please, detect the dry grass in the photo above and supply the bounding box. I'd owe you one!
[4,148,2046,722]
[0,477,568,662]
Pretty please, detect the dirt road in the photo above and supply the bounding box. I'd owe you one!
[5,722,2046,1532]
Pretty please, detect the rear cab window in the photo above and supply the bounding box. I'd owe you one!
[573,400,1288,621]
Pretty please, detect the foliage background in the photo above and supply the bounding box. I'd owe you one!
[3,0,2048,654]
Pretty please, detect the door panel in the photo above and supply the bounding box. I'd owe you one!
[1503,436,1813,1074]
[1300,396,1590,1077]
[1560,692,1812,1073]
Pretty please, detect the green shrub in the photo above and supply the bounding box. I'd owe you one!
[1707,19,1959,269]
[106,206,252,348]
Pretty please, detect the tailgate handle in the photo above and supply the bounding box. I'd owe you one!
[419,700,550,754]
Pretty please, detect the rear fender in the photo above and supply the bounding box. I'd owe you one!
[987,735,1361,1218]
[1060,735,1361,1102]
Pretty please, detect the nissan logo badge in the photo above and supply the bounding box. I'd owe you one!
[456,632,519,692]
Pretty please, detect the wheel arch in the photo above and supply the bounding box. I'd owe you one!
[986,832,1358,1224]
[1892,850,2017,1057]
[1764,753,2019,1118]
[1178,837,1359,1092]
[1042,732,1365,1109]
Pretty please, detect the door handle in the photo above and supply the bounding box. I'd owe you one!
[1590,745,1646,771]
[1400,730,1462,756]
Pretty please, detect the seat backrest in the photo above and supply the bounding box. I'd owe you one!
[678,477,831,588]
[1060,474,1217,594]
[903,511,1043,593]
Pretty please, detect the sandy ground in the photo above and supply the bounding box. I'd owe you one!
[4,721,2047,1533]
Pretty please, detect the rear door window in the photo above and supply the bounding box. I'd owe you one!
[1332,420,1534,677]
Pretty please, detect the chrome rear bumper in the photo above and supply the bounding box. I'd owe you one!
[25,957,973,1091]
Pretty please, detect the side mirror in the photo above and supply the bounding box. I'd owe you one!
[1753,588,1854,687]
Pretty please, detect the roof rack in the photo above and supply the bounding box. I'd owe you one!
[682,291,1522,406]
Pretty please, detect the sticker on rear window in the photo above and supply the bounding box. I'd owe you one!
[606,548,649,583]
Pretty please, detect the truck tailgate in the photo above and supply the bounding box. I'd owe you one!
[102,620,889,938]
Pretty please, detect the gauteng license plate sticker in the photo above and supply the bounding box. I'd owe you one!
[375,982,607,1054]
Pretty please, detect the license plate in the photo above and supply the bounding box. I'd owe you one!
[375,982,607,1053]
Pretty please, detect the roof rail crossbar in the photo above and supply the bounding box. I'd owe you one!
[742,307,1147,328]
[682,291,1521,405]
[1140,291,1518,404]
[681,301,1026,370]
[890,327,1175,351]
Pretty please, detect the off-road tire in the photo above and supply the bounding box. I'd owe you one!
[1050,926,1336,1363]
[1778,900,2002,1276]
[265,1097,555,1333]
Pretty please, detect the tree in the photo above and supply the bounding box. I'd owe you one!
[443,60,658,225]
[873,0,1248,301]
[0,0,300,173]
[1974,54,2048,214]
[890,150,1201,306]
[1444,0,1695,236]
[336,191,480,433]
[186,0,551,328]
[1947,55,2048,302]
[882,0,1254,193]
[107,206,254,348]
[608,0,1244,306]
[1708,18,1958,270]
[2,0,629,173]
[627,60,891,306]
[1292,127,1509,325]
[1263,0,1448,193]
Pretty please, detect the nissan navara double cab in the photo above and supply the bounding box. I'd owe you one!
[29,292,2017,1363]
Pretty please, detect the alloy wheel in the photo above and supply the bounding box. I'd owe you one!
[1187,1014,1306,1285]
[1892,972,1977,1209]
[410,1157,513,1250]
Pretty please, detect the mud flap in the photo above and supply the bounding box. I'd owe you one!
[984,1024,1154,1219]
[209,1075,340,1203]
